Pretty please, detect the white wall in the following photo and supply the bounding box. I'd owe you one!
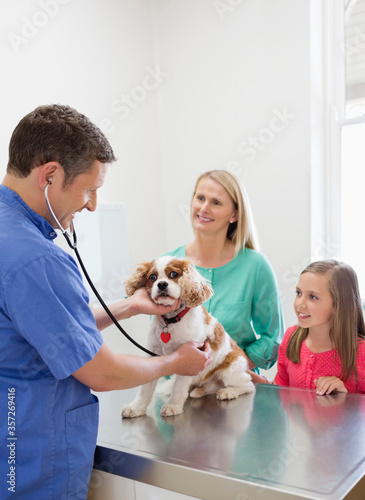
[153,0,313,328]
[0,0,164,266]
[0,0,325,360]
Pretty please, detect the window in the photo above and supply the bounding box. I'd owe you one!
[341,123,365,298]
[337,0,365,299]
[345,0,365,117]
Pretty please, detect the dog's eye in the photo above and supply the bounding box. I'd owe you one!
[169,271,179,279]
[149,274,157,282]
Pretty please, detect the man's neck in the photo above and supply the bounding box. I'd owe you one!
[3,172,46,218]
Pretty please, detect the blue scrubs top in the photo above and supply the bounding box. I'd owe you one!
[0,185,103,499]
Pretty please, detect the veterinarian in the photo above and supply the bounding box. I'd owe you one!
[0,104,212,500]
[166,169,284,373]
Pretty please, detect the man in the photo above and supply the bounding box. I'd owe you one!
[0,104,211,499]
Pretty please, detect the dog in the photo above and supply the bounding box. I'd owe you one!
[121,256,255,418]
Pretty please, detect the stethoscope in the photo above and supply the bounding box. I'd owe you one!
[44,181,157,357]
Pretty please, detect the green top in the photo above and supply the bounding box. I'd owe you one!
[165,246,284,370]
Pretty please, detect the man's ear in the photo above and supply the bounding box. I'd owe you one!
[38,162,62,190]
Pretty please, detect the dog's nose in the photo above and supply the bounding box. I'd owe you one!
[158,281,168,291]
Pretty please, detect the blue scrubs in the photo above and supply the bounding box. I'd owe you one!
[0,186,103,499]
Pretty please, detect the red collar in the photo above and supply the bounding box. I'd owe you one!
[161,307,191,344]
[162,307,191,325]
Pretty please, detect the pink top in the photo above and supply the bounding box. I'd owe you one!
[275,326,365,394]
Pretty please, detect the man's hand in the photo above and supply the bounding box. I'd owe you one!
[171,341,212,376]
[93,287,182,330]
[130,287,181,316]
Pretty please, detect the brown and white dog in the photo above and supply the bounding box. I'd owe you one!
[121,256,255,418]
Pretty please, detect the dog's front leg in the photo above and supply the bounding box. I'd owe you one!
[161,376,192,417]
[121,379,158,418]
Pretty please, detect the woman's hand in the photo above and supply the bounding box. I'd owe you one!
[247,370,269,384]
[314,376,348,395]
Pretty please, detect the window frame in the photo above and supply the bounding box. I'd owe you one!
[316,0,365,303]
[311,1,344,259]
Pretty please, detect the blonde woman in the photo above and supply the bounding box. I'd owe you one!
[166,170,284,372]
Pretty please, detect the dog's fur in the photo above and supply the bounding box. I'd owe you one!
[121,256,255,418]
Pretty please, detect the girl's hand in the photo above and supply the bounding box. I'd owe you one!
[314,376,348,395]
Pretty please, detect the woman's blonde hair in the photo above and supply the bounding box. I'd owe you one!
[191,170,258,255]
[287,260,365,381]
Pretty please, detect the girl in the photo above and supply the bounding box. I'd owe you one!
[268,260,365,394]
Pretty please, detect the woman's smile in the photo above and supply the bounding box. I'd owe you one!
[196,214,214,222]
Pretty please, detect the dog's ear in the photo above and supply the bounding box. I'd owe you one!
[124,261,151,297]
[179,260,214,307]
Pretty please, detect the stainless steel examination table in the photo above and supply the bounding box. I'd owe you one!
[92,384,365,499]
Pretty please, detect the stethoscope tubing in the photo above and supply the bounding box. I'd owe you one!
[44,184,157,357]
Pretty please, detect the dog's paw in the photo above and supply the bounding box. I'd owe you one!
[217,383,256,400]
[160,403,184,417]
[217,387,239,400]
[121,404,147,419]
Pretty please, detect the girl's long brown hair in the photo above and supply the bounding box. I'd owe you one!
[286,260,365,381]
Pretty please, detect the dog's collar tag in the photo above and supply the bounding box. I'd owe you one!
[160,307,190,344]
[161,328,171,343]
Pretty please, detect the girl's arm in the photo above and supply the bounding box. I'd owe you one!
[314,376,348,395]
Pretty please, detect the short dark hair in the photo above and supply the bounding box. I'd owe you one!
[7,104,116,185]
